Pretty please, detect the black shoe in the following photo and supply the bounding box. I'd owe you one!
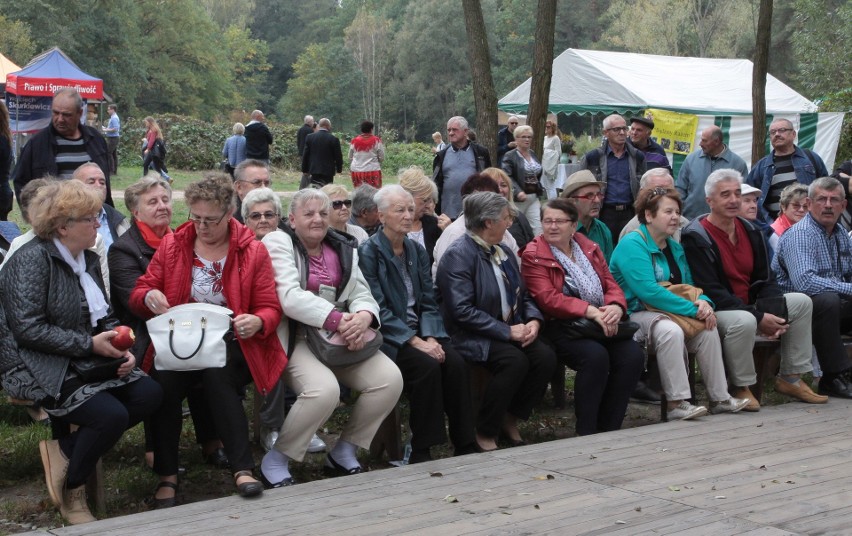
[408,449,432,465]
[148,481,178,509]
[259,470,297,489]
[819,376,852,398]
[324,454,362,476]
[203,447,229,469]
[234,470,263,498]
[630,382,662,405]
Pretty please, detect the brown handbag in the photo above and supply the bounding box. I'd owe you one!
[643,282,707,339]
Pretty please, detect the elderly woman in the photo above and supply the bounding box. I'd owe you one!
[522,199,644,435]
[609,187,748,421]
[769,183,809,250]
[131,173,287,504]
[0,180,161,524]
[109,176,226,471]
[242,187,283,240]
[259,189,403,486]
[398,166,447,263]
[541,120,563,200]
[502,124,543,236]
[320,184,369,244]
[348,120,385,188]
[482,167,535,250]
[222,122,247,177]
[436,192,556,450]
[359,185,475,461]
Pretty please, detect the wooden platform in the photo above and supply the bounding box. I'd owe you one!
[23,398,852,536]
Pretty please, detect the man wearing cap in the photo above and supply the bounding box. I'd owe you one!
[620,168,690,242]
[497,116,520,164]
[677,126,749,220]
[560,170,613,262]
[628,116,671,173]
[579,114,646,242]
[682,168,822,410]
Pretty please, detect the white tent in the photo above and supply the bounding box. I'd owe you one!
[499,48,844,170]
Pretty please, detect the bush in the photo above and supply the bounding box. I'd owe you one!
[382,142,434,179]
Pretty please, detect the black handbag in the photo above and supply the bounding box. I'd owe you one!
[557,318,640,341]
[70,356,128,383]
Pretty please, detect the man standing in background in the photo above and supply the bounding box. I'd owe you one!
[245,109,273,165]
[102,104,120,174]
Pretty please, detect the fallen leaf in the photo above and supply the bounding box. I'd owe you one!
[228,515,240,519]
[430,472,443,477]
[761,484,766,488]
[757,423,764,427]
[786,480,795,484]
[668,486,681,492]
[715,495,726,499]
[711,486,716,491]
[547,474,555,480]
[534,504,540,510]
[444,495,458,503]
[502,511,512,515]
[589,454,597,459]
[771,479,780,483]
[615,520,626,525]
[518,492,533,496]
[759,465,767,470]
[634,506,642,512]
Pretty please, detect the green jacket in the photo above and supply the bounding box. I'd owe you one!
[610,223,712,315]
[577,218,613,263]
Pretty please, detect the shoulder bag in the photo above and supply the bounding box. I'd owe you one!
[557,317,639,342]
[148,303,233,371]
[643,282,707,339]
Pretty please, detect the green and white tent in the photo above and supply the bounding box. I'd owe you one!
[499,48,845,171]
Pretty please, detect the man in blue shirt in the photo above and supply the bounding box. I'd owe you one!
[102,104,120,174]
[772,176,852,398]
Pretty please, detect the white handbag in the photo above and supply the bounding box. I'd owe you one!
[147,303,233,371]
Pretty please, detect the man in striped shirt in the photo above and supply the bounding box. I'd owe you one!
[13,88,113,207]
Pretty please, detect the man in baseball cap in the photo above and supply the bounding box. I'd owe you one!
[629,115,671,173]
[560,169,613,260]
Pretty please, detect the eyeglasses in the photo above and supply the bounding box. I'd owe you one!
[188,211,228,227]
[238,178,271,188]
[606,126,629,133]
[332,199,353,209]
[811,196,843,206]
[788,202,807,211]
[769,128,793,136]
[570,192,605,201]
[542,218,576,226]
[72,214,100,226]
[248,211,278,221]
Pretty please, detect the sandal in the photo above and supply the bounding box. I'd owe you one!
[149,481,178,509]
[234,470,263,498]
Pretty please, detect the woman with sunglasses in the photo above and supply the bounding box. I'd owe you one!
[769,183,809,251]
[131,172,287,504]
[321,184,369,245]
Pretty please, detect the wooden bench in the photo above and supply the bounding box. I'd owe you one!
[7,397,106,514]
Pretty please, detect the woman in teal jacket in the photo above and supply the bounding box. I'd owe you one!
[610,187,748,421]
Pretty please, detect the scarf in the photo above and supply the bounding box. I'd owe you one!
[550,241,604,307]
[470,232,521,323]
[52,238,109,327]
[136,220,172,249]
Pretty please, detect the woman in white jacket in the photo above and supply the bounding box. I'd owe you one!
[541,120,562,200]
[259,189,402,487]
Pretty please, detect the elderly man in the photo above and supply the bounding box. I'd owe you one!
[560,170,613,262]
[432,116,491,220]
[628,116,671,173]
[772,177,852,398]
[677,126,749,220]
[682,169,822,409]
[13,88,113,206]
[102,104,120,174]
[302,117,343,188]
[244,109,273,164]
[579,114,646,241]
[747,118,829,223]
[620,168,690,242]
[738,183,761,221]
[232,159,273,224]
[296,114,314,157]
[349,184,381,236]
[497,115,520,164]
[72,163,129,250]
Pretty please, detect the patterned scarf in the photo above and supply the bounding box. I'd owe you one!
[550,241,604,307]
[470,232,520,323]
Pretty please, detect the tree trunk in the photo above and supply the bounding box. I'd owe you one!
[461,0,498,163]
[529,0,557,156]
[752,0,773,165]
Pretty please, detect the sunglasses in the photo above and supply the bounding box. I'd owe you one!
[332,199,353,209]
[248,211,278,221]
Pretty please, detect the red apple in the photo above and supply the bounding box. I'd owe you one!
[111,326,136,351]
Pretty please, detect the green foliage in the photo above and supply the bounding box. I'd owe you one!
[790,0,852,100]
[0,14,36,65]
[382,142,434,178]
[821,89,852,165]
[224,25,272,111]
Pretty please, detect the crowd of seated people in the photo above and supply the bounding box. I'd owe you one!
[3,112,852,527]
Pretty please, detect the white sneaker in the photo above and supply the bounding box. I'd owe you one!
[667,401,708,421]
[261,429,278,452]
[709,397,750,415]
[307,433,327,453]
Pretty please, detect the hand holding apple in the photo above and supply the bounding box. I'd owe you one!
[110,326,136,351]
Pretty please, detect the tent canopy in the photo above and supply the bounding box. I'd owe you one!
[499,48,818,116]
[0,53,21,82]
[6,47,102,99]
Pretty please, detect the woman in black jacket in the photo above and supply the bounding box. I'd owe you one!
[501,125,543,236]
[398,166,447,265]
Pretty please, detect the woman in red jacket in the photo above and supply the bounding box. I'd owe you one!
[131,173,287,505]
[521,198,643,436]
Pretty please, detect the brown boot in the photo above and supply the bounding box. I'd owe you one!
[60,485,96,525]
[39,440,69,508]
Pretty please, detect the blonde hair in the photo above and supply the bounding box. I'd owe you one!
[30,180,102,239]
[513,125,533,139]
[144,116,163,140]
[320,183,350,199]
[398,166,437,202]
[480,167,518,210]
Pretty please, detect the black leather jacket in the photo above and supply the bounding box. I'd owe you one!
[108,222,155,360]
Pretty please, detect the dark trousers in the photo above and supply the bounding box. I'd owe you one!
[151,342,254,476]
[309,174,333,188]
[396,340,475,451]
[143,153,168,176]
[143,383,219,451]
[546,326,644,436]
[599,204,634,245]
[58,377,162,488]
[106,137,119,174]
[259,376,289,429]
[477,338,557,438]
[811,292,852,375]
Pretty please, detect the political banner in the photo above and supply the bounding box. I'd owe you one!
[644,108,699,156]
[5,94,52,133]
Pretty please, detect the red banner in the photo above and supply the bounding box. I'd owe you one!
[6,75,103,99]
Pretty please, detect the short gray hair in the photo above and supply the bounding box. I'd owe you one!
[234,159,268,182]
[232,122,245,135]
[351,184,378,216]
[704,168,743,197]
[304,115,314,125]
[124,174,172,213]
[464,192,516,233]
[54,88,83,109]
[808,176,843,198]
[639,168,673,189]
[447,116,469,131]
[779,183,808,208]
[242,187,282,219]
[602,114,625,130]
[289,188,330,217]
[374,185,412,213]
[318,117,331,129]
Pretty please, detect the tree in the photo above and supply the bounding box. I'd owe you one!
[790,0,852,100]
[225,25,272,112]
[344,9,391,131]
[0,14,36,65]
[528,0,557,156]
[752,0,773,164]
[461,0,498,161]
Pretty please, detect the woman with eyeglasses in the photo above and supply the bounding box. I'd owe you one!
[0,180,161,524]
[320,184,369,244]
[398,166,446,265]
[609,187,748,421]
[502,125,543,236]
[521,198,644,436]
[769,183,809,251]
[131,172,287,504]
